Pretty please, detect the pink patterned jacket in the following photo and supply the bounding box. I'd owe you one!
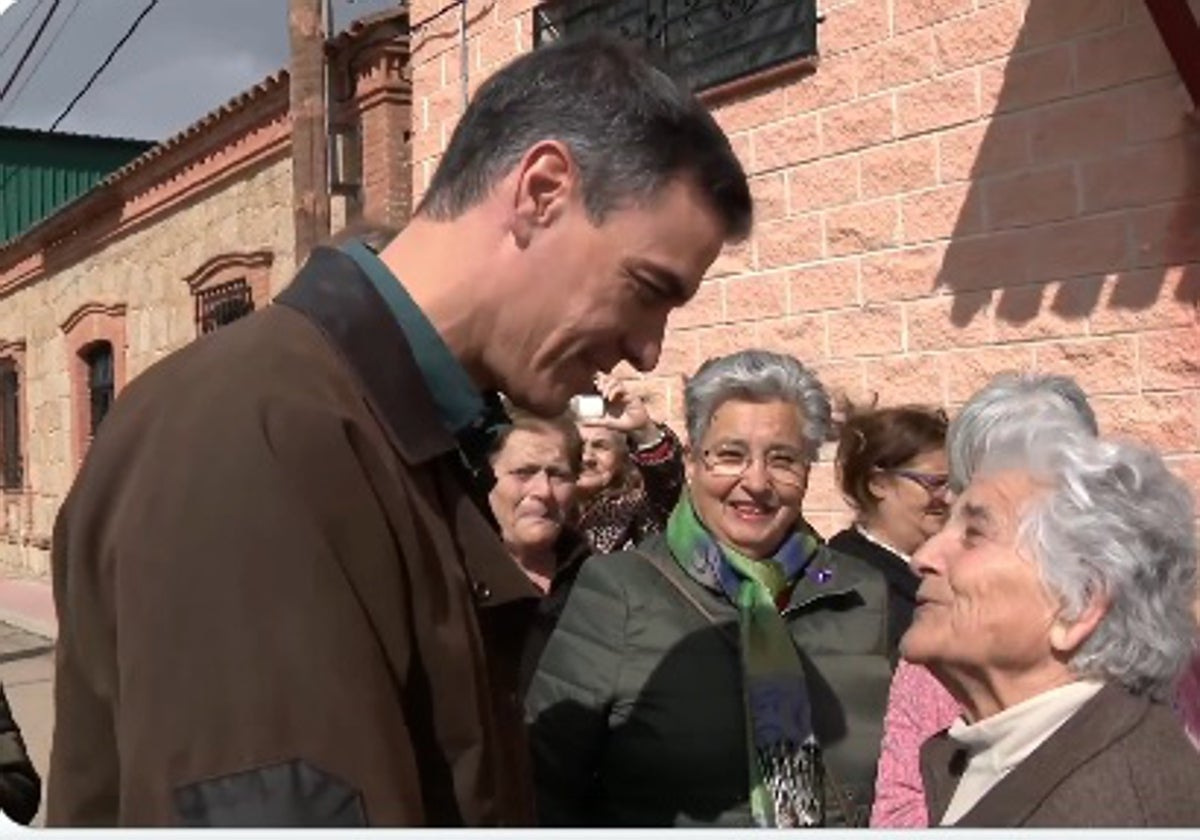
[870,652,1200,828]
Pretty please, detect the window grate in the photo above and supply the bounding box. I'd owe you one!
[0,360,20,490]
[196,278,255,335]
[532,0,818,92]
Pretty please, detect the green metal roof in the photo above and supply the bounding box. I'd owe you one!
[0,126,153,244]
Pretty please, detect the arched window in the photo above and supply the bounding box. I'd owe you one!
[60,302,126,466]
[0,357,21,490]
[82,342,115,437]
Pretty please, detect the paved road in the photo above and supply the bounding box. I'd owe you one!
[0,622,53,827]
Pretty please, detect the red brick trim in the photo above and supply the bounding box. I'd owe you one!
[182,249,274,303]
[60,303,128,467]
[0,80,289,299]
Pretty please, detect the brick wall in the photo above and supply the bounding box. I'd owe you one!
[416,0,1199,535]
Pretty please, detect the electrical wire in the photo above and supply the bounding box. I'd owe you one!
[0,0,60,103]
[48,0,159,132]
[0,0,46,64]
[0,0,79,123]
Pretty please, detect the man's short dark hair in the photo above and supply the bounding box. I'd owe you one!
[417,35,752,241]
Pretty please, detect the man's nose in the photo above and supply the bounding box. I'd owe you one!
[625,322,665,373]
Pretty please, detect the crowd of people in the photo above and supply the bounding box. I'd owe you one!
[16,33,1199,828]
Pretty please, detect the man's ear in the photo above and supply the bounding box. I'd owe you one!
[1049,588,1110,657]
[509,140,575,247]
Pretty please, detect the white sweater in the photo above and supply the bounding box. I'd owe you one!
[941,679,1105,825]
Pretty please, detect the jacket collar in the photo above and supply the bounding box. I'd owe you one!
[277,247,538,610]
[921,681,1149,826]
[837,527,920,603]
[276,246,458,465]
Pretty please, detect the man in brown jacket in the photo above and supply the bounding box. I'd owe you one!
[47,36,751,827]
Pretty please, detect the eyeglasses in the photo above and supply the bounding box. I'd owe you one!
[700,446,810,488]
[887,468,951,496]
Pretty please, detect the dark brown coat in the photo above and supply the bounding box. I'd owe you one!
[47,248,540,826]
[921,682,1200,827]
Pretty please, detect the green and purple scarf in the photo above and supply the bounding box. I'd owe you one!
[666,493,826,827]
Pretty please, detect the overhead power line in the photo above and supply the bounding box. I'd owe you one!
[0,0,47,64]
[0,0,79,123]
[0,0,60,103]
[49,0,159,132]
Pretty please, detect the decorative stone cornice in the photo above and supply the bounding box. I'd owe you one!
[181,250,275,293]
[60,302,128,335]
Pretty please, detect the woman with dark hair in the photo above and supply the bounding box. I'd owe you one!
[486,404,592,691]
[828,404,949,664]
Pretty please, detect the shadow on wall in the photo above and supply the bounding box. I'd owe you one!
[934,0,1200,330]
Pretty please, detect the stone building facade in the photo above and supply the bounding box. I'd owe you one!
[412,0,1200,535]
[0,11,412,578]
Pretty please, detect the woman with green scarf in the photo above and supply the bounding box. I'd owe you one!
[525,350,893,827]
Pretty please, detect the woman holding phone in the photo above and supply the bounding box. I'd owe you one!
[572,373,686,553]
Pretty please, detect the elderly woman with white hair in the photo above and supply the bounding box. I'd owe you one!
[871,372,1102,827]
[526,350,892,827]
[906,420,1200,826]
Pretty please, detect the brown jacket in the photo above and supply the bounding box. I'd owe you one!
[921,682,1200,827]
[48,248,540,826]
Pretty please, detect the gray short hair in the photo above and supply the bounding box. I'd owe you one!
[684,350,831,460]
[949,373,1098,492]
[978,424,1197,698]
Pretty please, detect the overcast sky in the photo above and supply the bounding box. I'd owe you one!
[0,0,399,140]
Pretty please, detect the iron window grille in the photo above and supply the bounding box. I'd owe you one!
[196,278,255,335]
[84,342,114,438]
[0,360,21,490]
[532,0,818,92]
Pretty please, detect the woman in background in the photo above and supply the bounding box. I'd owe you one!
[574,374,685,554]
[828,404,949,664]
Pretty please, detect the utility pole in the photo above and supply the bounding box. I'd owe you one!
[289,0,330,261]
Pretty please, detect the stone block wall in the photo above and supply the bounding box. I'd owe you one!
[0,155,295,577]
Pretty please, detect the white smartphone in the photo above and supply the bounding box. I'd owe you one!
[570,394,605,420]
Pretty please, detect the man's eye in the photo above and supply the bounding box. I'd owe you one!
[632,276,667,303]
[714,449,747,465]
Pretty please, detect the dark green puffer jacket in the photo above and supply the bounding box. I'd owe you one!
[525,534,892,827]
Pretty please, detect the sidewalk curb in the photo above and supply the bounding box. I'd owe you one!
[0,580,57,641]
[0,606,55,641]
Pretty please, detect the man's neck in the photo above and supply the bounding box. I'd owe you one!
[377,216,499,391]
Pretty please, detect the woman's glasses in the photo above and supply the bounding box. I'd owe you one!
[886,468,951,496]
[700,446,809,488]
